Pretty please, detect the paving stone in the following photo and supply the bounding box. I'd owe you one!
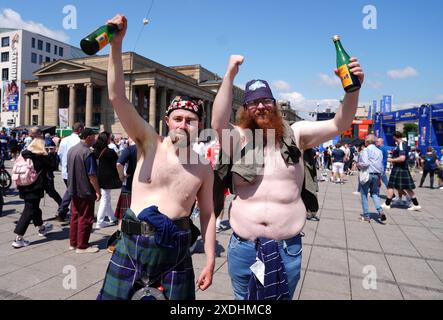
[348,251,396,282]
[350,278,403,300]
[386,255,443,290]
[308,246,348,276]
[399,285,443,300]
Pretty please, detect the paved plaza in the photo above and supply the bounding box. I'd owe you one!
[0,161,442,300]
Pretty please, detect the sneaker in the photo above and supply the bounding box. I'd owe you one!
[380,213,387,222]
[352,191,360,195]
[12,238,30,248]
[38,223,53,236]
[68,246,76,251]
[75,246,99,254]
[440,186,443,190]
[381,203,391,210]
[407,205,422,211]
[95,221,113,229]
[360,216,371,222]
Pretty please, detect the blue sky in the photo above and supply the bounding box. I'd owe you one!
[1,0,442,113]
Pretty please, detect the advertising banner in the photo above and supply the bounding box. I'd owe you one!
[59,108,69,127]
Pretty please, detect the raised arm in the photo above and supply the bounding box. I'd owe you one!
[211,55,244,142]
[292,57,365,150]
[107,15,158,148]
[195,166,216,291]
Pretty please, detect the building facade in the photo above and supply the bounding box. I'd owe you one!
[0,28,86,128]
[23,52,245,136]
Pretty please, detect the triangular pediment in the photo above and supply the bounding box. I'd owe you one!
[34,60,93,76]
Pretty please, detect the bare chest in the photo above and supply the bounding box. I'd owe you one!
[233,148,304,197]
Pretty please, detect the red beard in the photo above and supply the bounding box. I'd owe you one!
[237,107,284,145]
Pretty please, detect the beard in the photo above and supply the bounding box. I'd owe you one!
[169,129,191,148]
[237,106,284,145]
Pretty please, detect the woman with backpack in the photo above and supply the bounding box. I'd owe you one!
[94,132,121,229]
[12,136,56,248]
[419,147,440,189]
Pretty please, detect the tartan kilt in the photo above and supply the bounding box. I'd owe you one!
[388,166,416,190]
[114,192,132,220]
[97,209,195,300]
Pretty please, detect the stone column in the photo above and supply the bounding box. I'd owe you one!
[68,84,76,128]
[38,87,44,125]
[24,93,30,126]
[160,87,167,135]
[101,86,109,131]
[52,85,60,126]
[149,85,157,130]
[85,83,93,127]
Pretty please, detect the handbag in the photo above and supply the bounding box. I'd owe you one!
[359,167,369,184]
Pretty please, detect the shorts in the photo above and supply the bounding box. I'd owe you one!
[332,162,344,174]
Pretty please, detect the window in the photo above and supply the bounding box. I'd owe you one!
[59,47,63,57]
[1,37,9,47]
[46,42,50,53]
[39,55,43,64]
[31,52,37,63]
[32,37,35,48]
[45,56,50,62]
[54,45,58,54]
[2,68,8,80]
[1,52,9,62]
[32,99,39,109]
[37,40,43,50]
[32,115,38,126]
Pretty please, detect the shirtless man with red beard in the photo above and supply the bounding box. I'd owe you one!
[212,55,364,300]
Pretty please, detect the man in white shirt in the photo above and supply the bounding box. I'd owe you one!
[108,134,119,155]
[56,122,84,222]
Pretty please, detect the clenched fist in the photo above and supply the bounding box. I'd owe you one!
[334,57,365,86]
[106,14,128,46]
[225,55,244,80]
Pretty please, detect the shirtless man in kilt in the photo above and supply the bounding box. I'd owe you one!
[97,15,216,300]
[382,131,421,211]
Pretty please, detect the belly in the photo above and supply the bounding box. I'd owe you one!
[229,161,307,240]
[230,197,306,241]
[130,185,196,220]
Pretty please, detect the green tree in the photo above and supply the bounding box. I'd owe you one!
[403,123,418,137]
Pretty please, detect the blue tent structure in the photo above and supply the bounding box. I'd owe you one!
[373,103,443,158]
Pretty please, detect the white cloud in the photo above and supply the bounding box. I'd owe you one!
[367,80,383,89]
[387,66,418,79]
[272,80,291,92]
[279,91,305,105]
[0,8,69,43]
[435,95,443,101]
[318,73,340,86]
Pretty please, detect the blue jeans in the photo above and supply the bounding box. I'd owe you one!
[360,173,382,218]
[227,233,302,300]
[381,170,389,188]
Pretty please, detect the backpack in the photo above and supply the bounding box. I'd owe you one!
[424,154,436,170]
[12,155,40,186]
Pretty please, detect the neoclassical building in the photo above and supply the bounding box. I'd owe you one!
[23,52,245,136]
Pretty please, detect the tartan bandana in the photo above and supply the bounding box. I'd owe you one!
[166,96,204,120]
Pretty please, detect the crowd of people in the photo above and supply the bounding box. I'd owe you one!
[312,132,443,223]
[2,125,134,250]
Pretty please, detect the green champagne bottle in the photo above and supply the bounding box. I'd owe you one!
[80,24,118,55]
[333,35,361,93]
